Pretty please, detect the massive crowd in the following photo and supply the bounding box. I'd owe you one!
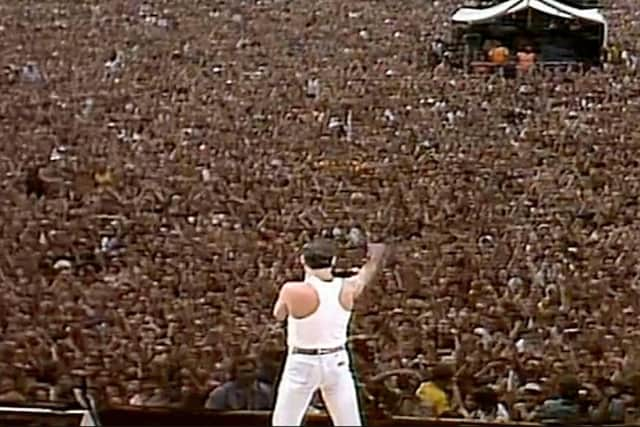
[1,0,640,424]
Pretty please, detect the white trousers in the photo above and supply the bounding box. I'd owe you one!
[272,349,362,426]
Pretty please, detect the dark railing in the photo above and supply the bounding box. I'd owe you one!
[0,404,632,427]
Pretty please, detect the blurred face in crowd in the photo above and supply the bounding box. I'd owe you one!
[106,385,123,405]
[235,360,257,387]
[526,388,543,409]
[524,359,542,377]
[464,393,478,411]
[397,375,419,395]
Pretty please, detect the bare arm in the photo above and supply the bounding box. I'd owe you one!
[344,242,387,298]
[452,381,468,417]
[272,284,289,321]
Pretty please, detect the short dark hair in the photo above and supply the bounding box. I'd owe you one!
[473,386,498,409]
[431,364,454,382]
[302,238,337,269]
[230,356,256,379]
[558,375,580,400]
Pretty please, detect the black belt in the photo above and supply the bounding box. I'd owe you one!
[291,346,345,355]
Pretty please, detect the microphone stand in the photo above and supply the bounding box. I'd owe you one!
[73,377,102,427]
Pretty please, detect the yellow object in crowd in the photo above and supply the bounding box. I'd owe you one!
[489,46,509,65]
[94,170,113,186]
[415,381,451,417]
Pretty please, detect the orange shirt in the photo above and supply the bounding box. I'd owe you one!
[489,46,509,65]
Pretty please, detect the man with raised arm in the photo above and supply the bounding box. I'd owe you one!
[271,237,387,426]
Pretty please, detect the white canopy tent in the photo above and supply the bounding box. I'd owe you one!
[451,0,607,46]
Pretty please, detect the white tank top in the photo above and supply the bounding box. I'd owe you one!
[286,275,352,349]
